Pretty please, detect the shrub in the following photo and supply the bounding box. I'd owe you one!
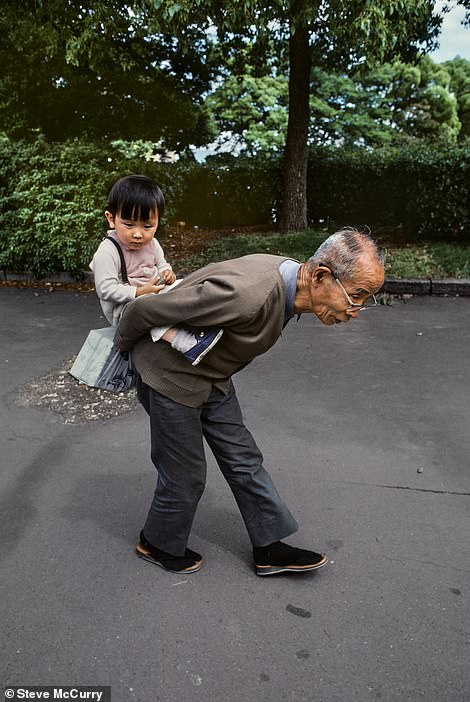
[0,138,188,275]
[176,153,281,227]
[0,137,468,275]
[307,143,470,241]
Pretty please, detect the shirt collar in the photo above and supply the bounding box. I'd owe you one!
[279,259,301,326]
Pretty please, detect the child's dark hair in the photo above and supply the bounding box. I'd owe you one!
[106,174,165,221]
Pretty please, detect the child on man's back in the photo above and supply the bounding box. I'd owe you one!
[90,174,222,366]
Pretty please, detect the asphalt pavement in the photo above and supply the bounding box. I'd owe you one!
[1,287,469,702]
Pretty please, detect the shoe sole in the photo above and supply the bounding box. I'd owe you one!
[255,554,329,576]
[136,545,203,574]
[191,329,224,366]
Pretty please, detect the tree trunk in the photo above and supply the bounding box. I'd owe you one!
[278,23,311,233]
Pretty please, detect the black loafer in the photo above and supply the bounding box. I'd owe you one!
[136,531,203,574]
[253,541,328,576]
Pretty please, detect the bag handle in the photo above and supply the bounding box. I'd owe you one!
[106,236,129,284]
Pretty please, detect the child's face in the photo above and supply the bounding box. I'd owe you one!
[105,210,159,250]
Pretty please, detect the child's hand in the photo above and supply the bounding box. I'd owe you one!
[136,277,166,296]
[161,269,176,284]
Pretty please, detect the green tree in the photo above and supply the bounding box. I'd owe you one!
[1,0,460,231]
[206,72,289,155]
[207,56,462,151]
[147,0,443,230]
[347,56,461,145]
[0,1,215,150]
[443,57,470,141]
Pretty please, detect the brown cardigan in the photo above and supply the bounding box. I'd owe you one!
[115,254,290,407]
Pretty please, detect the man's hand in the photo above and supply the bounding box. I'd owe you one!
[136,277,166,296]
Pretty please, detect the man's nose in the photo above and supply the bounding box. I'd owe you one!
[346,307,360,319]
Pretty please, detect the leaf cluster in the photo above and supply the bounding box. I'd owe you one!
[0,1,215,147]
[1,137,467,276]
[0,138,190,275]
[307,142,470,240]
[0,0,450,149]
[209,55,469,153]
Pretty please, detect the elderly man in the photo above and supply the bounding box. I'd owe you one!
[114,228,385,576]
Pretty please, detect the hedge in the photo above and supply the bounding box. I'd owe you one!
[0,137,468,275]
[175,146,470,242]
[0,138,192,276]
[307,143,470,241]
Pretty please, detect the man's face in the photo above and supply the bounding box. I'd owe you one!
[311,257,385,326]
[105,210,159,250]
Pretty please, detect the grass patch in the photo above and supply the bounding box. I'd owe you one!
[176,230,326,270]
[176,229,470,279]
[383,242,470,278]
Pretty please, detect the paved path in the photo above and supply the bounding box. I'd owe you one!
[1,288,469,702]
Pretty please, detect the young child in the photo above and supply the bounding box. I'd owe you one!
[90,174,222,366]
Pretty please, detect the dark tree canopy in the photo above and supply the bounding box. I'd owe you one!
[0,1,215,148]
[1,0,467,231]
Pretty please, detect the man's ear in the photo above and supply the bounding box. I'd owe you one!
[104,210,115,228]
[313,265,332,284]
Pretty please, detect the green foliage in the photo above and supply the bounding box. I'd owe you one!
[0,1,215,148]
[150,0,441,62]
[0,139,103,275]
[174,230,470,279]
[443,57,470,142]
[0,138,468,275]
[0,138,188,275]
[312,56,462,146]
[176,154,281,226]
[307,142,470,239]
[208,56,465,154]
[206,74,289,155]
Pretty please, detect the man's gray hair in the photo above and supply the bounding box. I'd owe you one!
[308,227,384,281]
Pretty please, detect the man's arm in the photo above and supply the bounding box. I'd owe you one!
[114,275,251,351]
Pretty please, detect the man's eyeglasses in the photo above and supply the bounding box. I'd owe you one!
[322,266,378,311]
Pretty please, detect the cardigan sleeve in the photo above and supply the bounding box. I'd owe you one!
[152,239,173,274]
[90,239,136,304]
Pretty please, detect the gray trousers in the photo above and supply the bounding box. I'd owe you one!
[137,379,299,556]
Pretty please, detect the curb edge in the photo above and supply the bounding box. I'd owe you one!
[2,271,470,296]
